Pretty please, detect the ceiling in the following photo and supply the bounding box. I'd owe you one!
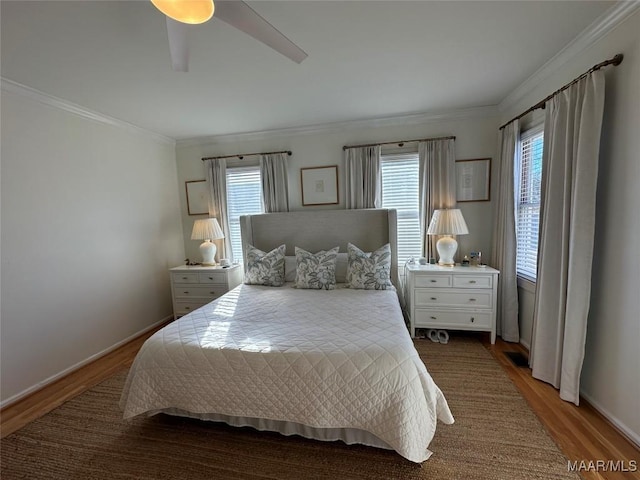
[1,1,616,140]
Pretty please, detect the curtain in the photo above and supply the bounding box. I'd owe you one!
[490,120,520,342]
[260,153,290,213]
[204,158,232,262]
[344,146,381,209]
[530,70,605,405]
[418,138,456,259]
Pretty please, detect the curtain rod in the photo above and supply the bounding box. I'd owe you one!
[342,135,455,151]
[499,53,623,131]
[202,150,292,161]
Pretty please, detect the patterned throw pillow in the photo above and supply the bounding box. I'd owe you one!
[294,246,339,290]
[346,243,392,290]
[244,244,286,287]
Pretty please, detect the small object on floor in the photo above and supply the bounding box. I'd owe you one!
[427,329,439,343]
[437,330,449,344]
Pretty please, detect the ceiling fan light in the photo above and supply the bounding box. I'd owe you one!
[151,0,215,25]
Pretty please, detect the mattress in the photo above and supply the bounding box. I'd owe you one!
[120,283,454,463]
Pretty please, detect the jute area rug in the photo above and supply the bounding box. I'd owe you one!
[1,336,577,479]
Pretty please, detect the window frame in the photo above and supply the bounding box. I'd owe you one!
[515,124,544,284]
[225,165,263,264]
[380,152,422,268]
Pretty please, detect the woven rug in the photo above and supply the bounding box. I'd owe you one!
[1,336,577,479]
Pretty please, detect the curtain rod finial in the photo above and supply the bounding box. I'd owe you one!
[612,53,624,66]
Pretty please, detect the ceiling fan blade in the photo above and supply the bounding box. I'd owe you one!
[214,1,307,64]
[166,17,189,72]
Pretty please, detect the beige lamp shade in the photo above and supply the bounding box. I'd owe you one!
[191,218,224,241]
[151,0,215,25]
[427,209,469,266]
[191,218,224,265]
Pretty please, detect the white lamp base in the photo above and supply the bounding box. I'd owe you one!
[436,235,458,266]
[199,239,217,266]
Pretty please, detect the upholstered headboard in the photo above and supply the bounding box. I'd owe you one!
[240,209,399,288]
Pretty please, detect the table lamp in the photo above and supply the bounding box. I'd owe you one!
[426,209,469,266]
[191,218,224,265]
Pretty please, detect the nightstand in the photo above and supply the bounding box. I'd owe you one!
[169,264,243,319]
[406,264,499,343]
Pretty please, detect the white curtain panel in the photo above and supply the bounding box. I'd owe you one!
[344,145,381,209]
[204,158,232,262]
[260,153,290,213]
[490,121,520,343]
[418,138,456,259]
[530,70,605,405]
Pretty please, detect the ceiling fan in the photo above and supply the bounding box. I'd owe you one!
[151,0,308,72]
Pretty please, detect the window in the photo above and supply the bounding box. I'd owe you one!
[516,127,544,281]
[381,153,421,266]
[226,166,263,263]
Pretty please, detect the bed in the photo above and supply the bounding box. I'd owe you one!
[120,209,454,463]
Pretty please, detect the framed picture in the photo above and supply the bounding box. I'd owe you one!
[185,180,208,215]
[456,158,491,202]
[301,165,339,206]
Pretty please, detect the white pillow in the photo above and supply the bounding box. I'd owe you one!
[294,246,339,290]
[285,253,347,283]
[346,243,392,290]
[244,244,286,287]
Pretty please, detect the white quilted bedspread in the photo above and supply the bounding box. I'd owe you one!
[120,284,454,463]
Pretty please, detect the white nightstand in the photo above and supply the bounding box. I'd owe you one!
[169,264,243,319]
[406,264,500,343]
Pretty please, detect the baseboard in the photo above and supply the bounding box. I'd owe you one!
[580,390,640,449]
[0,315,172,409]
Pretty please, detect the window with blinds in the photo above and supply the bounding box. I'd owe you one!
[516,127,544,281]
[381,153,421,266]
[226,166,263,263]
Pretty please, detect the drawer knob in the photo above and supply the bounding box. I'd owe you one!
[430,316,437,320]
[469,298,476,302]
[182,277,188,280]
[185,307,191,310]
[430,297,437,301]
[470,317,475,323]
[184,291,189,294]
[210,291,215,295]
[469,280,476,284]
[430,279,437,283]
[208,277,214,280]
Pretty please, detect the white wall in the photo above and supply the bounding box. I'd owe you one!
[0,91,185,405]
[176,113,500,263]
[504,10,640,444]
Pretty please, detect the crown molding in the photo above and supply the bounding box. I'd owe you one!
[1,78,175,146]
[175,105,499,148]
[499,1,640,113]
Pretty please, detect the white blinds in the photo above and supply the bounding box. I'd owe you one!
[226,166,263,263]
[516,128,544,280]
[381,153,421,266]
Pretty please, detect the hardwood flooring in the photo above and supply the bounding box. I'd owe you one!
[1,329,638,480]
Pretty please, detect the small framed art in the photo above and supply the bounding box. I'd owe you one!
[185,180,208,215]
[301,165,339,206]
[456,158,491,202]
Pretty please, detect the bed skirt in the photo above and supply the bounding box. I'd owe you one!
[157,408,394,452]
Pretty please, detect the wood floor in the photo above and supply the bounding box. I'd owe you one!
[1,329,638,480]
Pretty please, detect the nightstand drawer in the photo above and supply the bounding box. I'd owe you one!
[171,273,199,284]
[414,275,452,288]
[199,272,227,284]
[174,285,225,299]
[174,300,209,315]
[453,275,493,289]
[414,290,492,308]
[414,310,492,328]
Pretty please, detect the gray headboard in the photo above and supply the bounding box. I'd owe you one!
[240,209,399,288]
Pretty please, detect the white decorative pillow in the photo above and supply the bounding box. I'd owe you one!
[294,246,339,290]
[244,244,286,287]
[346,243,392,290]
